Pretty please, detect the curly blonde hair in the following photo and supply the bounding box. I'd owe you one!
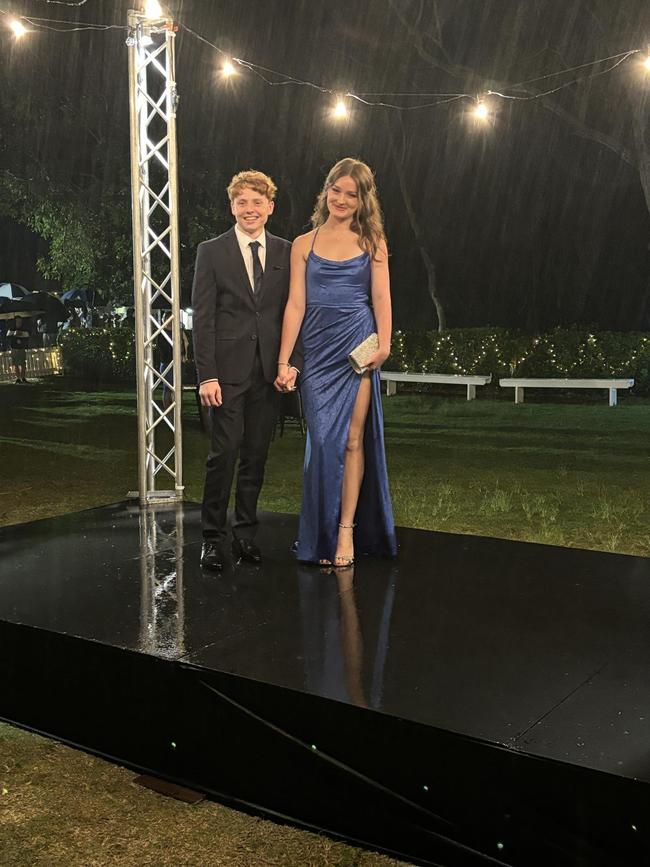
[311,158,385,259]
[227,170,277,202]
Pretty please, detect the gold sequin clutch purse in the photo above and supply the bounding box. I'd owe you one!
[348,333,379,374]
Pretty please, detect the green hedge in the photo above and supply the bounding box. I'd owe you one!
[58,327,135,380]
[59,325,650,395]
[387,328,650,394]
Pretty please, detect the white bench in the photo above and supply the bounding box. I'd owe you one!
[380,371,492,401]
[499,377,634,407]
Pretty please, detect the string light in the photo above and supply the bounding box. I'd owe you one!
[332,98,349,120]
[473,101,490,122]
[9,19,27,37]
[1,6,645,126]
[144,0,162,20]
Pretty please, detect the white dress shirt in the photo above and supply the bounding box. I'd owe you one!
[234,224,266,290]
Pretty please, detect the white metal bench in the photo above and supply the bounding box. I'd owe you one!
[381,371,492,401]
[499,377,634,407]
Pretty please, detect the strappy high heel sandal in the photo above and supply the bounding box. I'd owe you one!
[334,522,355,569]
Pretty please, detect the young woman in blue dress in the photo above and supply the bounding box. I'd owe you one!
[276,158,397,568]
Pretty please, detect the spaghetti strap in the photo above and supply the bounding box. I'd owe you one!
[309,228,320,252]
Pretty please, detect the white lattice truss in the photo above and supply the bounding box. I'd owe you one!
[127,10,183,503]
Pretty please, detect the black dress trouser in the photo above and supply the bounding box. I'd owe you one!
[201,351,279,542]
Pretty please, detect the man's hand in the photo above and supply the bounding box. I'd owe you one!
[199,380,222,407]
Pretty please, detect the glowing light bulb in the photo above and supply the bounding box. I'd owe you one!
[144,0,163,19]
[10,19,27,38]
[644,56,650,71]
[222,60,236,77]
[474,101,489,121]
[332,99,349,120]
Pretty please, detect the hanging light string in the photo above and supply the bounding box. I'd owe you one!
[0,9,125,31]
[31,1,91,6]
[178,24,643,109]
[488,49,640,101]
[1,8,644,110]
[22,15,126,32]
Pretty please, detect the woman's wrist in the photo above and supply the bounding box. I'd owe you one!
[277,361,291,367]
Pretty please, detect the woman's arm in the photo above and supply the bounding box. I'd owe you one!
[368,239,392,368]
[275,234,309,390]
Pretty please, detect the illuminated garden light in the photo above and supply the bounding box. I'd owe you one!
[144,0,163,19]
[332,99,349,120]
[9,19,27,38]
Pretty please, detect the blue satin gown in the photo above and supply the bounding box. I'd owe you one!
[296,245,397,563]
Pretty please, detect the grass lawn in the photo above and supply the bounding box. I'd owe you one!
[0,724,400,867]
[1,378,649,556]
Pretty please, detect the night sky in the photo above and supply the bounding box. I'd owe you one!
[1,0,650,331]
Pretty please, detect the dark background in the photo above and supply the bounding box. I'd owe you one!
[1,0,650,331]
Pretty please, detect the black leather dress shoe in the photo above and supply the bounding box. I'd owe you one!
[200,541,227,571]
[232,537,262,563]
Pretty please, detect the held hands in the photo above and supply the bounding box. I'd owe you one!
[199,380,222,407]
[274,363,298,392]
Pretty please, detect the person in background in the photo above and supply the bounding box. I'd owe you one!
[8,316,30,383]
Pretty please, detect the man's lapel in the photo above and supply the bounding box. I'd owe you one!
[225,227,255,302]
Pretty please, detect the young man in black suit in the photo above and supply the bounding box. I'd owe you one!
[192,170,300,570]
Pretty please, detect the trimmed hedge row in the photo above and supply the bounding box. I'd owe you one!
[387,328,650,394]
[59,326,650,395]
[58,327,135,380]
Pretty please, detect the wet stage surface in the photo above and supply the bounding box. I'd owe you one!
[2,501,650,783]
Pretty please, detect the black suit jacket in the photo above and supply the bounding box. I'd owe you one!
[191,227,301,385]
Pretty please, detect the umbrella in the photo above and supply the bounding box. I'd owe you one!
[0,282,30,300]
[0,293,65,322]
[29,292,67,323]
[61,288,105,308]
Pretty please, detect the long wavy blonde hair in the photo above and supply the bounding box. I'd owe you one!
[311,158,385,259]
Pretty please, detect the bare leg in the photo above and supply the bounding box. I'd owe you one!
[335,373,372,567]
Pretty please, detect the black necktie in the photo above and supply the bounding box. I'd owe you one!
[249,240,263,293]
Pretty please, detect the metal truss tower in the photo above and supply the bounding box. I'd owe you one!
[127,9,183,504]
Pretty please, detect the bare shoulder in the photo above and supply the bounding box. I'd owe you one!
[372,237,389,264]
[292,229,316,259]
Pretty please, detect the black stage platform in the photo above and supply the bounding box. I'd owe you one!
[1,503,649,866]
